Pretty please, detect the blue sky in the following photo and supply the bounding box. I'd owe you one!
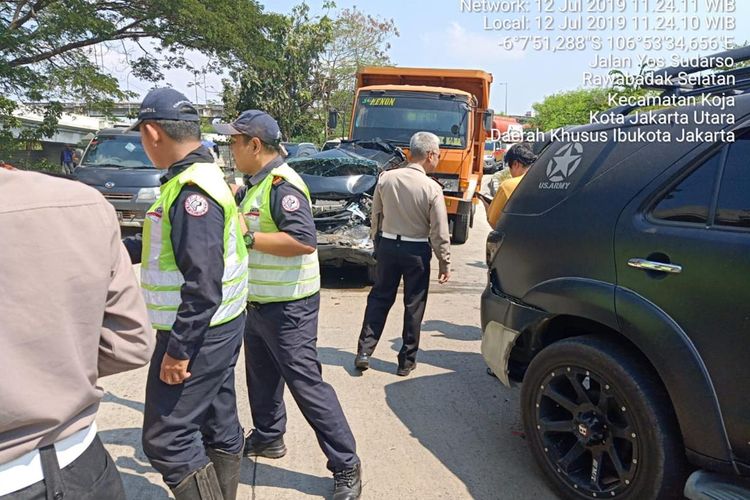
[113,0,750,115]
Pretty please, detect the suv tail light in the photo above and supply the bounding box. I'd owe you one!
[486,230,504,266]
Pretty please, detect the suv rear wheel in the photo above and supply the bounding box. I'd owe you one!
[521,336,686,499]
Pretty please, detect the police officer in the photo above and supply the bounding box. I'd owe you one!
[355,131,451,376]
[124,88,249,500]
[214,110,362,500]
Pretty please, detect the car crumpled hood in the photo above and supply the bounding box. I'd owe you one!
[287,148,380,200]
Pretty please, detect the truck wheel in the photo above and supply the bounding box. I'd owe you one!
[451,214,470,244]
[520,336,686,500]
[470,204,476,228]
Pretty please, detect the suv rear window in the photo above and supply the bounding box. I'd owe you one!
[80,135,154,169]
[715,137,750,229]
[650,132,750,229]
[652,154,721,224]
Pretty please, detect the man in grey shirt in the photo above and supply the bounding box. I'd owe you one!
[355,131,451,376]
[0,169,154,499]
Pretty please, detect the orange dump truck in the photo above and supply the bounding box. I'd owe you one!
[351,67,494,243]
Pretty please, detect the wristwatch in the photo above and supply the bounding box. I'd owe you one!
[244,231,255,249]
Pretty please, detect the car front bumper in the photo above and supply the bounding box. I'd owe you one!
[110,200,149,227]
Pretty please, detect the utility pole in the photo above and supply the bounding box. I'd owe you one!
[203,71,208,105]
[193,71,199,104]
[497,82,509,115]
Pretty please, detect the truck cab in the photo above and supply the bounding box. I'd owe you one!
[351,68,493,243]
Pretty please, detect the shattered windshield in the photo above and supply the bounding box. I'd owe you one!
[287,149,380,177]
[352,92,469,149]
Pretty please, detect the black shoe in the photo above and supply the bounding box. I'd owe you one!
[396,363,417,377]
[354,353,369,371]
[243,431,287,459]
[333,463,362,500]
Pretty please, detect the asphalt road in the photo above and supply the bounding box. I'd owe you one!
[98,200,556,499]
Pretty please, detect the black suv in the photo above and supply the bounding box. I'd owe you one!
[481,47,750,499]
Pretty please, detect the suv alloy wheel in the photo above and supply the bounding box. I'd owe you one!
[521,336,687,499]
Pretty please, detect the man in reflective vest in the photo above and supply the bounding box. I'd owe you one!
[124,88,248,500]
[214,110,362,500]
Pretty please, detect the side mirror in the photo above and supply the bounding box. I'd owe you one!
[484,110,494,133]
[327,110,339,130]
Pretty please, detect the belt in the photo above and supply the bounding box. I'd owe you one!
[381,232,429,243]
[0,423,97,496]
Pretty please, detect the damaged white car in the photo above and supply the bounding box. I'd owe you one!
[287,140,405,282]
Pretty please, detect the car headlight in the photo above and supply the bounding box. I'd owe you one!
[136,187,160,202]
[440,178,460,192]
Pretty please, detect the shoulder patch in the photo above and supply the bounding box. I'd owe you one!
[281,194,301,212]
[272,176,284,186]
[184,194,209,217]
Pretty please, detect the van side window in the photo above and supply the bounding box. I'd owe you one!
[715,137,750,229]
[652,153,721,224]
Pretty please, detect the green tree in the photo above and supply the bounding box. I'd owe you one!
[319,6,399,138]
[530,88,614,131]
[0,0,268,160]
[224,3,333,143]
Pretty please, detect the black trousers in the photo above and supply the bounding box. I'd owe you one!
[358,237,431,368]
[244,293,359,472]
[2,436,125,500]
[142,314,245,487]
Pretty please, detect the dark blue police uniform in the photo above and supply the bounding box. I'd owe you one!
[237,156,359,472]
[124,147,245,487]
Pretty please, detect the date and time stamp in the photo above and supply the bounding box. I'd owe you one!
[459,0,741,141]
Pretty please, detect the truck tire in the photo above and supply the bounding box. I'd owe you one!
[451,213,470,244]
[520,336,687,500]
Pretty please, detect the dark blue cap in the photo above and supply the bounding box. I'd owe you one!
[213,110,282,144]
[128,88,200,131]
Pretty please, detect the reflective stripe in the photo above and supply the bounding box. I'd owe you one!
[141,268,184,287]
[249,277,321,303]
[222,260,247,283]
[211,291,248,324]
[143,202,166,280]
[248,263,319,284]
[148,308,179,331]
[144,271,248,308]
[143,289,179,307]
[248,251,307,267]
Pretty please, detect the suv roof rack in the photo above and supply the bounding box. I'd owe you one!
[600,45,750,116]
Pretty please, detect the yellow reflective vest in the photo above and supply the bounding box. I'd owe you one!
[141,162,248,330]
[240,163,320,303]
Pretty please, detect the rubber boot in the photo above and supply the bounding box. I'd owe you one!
[170,462,223,500]
[206,446,242,500]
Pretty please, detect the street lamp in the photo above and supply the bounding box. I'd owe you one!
[496,82,509,115]
[125,69,133,116]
